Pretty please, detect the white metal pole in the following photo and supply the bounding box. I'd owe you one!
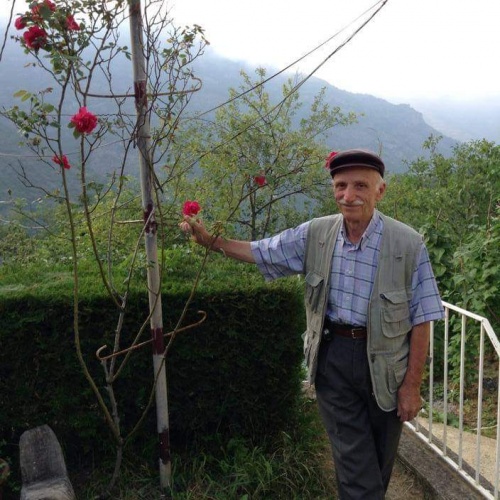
[128,0,171,494]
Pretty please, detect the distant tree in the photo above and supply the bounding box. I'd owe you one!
[380,136,499,243]
[175,68,357,240]
[378,137,500,384]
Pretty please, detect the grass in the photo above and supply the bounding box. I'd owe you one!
[74,398,337,499]
[74,399,432,500]
[428,376,498,439]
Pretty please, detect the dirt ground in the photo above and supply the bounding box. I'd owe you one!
[387,459,432,499]
[318,428,432,499]
[321,452,431,499]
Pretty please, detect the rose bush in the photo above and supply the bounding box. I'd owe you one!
[16,0,82,55]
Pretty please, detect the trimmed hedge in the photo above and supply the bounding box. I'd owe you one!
[0,252,306,473]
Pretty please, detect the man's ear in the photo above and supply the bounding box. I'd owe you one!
[377,180,387,200]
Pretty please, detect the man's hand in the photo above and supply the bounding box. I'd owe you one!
[180,216,255,263]
[397,382,422,422]
[180,216,215,249]
[397,322,430,422]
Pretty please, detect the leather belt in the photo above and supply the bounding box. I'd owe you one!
[323,318,367,340]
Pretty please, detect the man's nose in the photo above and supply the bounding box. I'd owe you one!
[343,186,356,202]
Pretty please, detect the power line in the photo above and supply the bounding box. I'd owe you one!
[0,0,389,163]
[0,138,131,161]
[178,0,389,170]
[196,0,388,118]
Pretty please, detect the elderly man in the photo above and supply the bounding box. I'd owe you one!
[181,149,444,498]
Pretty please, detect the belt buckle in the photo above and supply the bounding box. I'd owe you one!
[350,327,363,339]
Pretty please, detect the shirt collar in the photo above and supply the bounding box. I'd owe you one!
[340,210,381,250]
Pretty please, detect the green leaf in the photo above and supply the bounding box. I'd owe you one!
[43,104,55,113]
[13,90,28,98]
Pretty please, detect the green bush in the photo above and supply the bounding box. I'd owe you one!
[0,250,305,490]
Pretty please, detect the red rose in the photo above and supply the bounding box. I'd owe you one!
[23,25,48,50]
[32,0,57,12]
[254,175,266,187]
[52,154,71,170]
[31,0,56,22]
[65,14,80,31]
[324,151,338,169]
[15,16,27,30]
[70,107,98,135]
[182,200,201,217]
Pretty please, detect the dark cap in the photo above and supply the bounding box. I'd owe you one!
[326,149,385,178]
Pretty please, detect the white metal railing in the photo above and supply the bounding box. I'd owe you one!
[406,301,500,499]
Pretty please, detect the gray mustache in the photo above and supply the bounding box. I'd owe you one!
[339,200,364,206]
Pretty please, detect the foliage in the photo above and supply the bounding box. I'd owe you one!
[452,208,500,322]
[75,400,335,499]
[380,137,500,246]
[379,137,500,308]
[174,68,357,239]
[0,251,305,497]
[379,137,500,387]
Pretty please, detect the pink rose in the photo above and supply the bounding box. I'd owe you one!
[324,151,338,169]
[182,200,201,217]
[52,154,71,170]
[23,25,48,50]
[15,16,27,30]
[65,14,80,31]
[70,107,98,135]
[254,175,266,187]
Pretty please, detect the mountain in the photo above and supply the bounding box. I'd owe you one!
[187,53,458,174]
[405,97,500,144]
[0,46,474,207]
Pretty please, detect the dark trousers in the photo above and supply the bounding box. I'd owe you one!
[315,334,403,499]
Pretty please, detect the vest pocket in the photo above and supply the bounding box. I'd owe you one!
[305,271,324,313]
[380,290,411,338]
[388,357,408,393]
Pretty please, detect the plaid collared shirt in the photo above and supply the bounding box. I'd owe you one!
[250,211,444,327]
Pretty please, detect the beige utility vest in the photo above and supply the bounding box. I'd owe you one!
[303,213,422,411]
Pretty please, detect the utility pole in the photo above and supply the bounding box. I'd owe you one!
[128,0,171,495]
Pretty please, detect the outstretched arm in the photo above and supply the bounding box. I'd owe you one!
[397,321,430,422]
[180,216,255,263]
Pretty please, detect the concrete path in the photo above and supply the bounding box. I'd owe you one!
[415,419,497,489]
[398,419,498,499]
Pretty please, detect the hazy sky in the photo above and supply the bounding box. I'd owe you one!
[2,0,499,104]
[170,0,500,104]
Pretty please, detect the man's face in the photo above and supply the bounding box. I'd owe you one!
[332,167,386,226]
